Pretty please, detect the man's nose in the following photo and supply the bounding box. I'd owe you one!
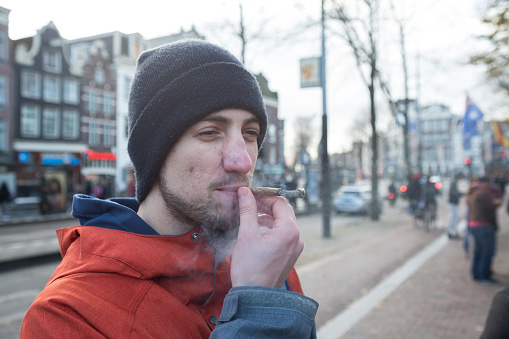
[222,134,253,175]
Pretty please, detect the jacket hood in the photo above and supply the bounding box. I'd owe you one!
[54,226,216,280]
[63,194,220,280]
[71,194,158,235]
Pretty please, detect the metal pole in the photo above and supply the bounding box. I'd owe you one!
[321,0,331,238]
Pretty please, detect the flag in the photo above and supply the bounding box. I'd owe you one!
[462,96,485,150]
[491,121,509,148]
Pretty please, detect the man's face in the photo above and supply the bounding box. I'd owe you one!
[157,108,260,238]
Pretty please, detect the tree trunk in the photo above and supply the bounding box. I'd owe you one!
[370,62,379,220]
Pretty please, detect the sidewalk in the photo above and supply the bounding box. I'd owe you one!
[0,211,73,227]
[313,204,509,338]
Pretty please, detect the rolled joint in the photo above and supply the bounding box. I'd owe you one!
[248,187,306,199]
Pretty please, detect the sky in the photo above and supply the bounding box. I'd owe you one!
[1,0,500,159]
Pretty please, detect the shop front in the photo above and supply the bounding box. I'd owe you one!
[15,151,82,214]
[82,149,116,199]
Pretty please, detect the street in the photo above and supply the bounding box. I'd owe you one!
[0,192,503,339]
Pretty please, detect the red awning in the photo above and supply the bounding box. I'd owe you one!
[84,149,116,161]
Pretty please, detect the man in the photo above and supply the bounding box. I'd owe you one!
[466,176,500,285]
[21,39,318,338]
[447,174,463,239]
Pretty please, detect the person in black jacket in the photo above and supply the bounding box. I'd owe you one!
[0,182,10,219]
[447,174,463,239]
[480,287,509,338]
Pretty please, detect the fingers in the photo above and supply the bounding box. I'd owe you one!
[237,187,260,238]
[232,187,303,288]
[257,214,275,228]
[252,193,296,222]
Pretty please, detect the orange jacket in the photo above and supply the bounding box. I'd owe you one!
[21,226,305,338]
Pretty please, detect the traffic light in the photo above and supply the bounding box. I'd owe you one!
[464,157,473,179]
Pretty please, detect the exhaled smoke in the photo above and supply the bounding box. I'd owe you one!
[200,224,239,256]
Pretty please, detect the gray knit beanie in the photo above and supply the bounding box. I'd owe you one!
[127,39,268,202]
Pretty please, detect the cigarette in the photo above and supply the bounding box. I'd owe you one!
[248,187,306,199]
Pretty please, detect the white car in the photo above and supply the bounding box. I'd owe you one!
[333,184,382,215]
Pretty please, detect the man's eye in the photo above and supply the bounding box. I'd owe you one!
[198,130,218,137]
[244,130,260,137]
[243,130,260,141]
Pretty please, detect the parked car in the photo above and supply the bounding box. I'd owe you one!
[332,184,383,215]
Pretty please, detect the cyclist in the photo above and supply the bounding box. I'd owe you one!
[423,176,439,219]
[407,173,423,214]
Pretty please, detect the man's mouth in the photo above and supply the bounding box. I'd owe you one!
[215,186,242,197]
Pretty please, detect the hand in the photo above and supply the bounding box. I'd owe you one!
[230,187,304,288]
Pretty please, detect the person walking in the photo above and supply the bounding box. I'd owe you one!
[0,182,10,219]
[466,176,501,285]
[447,174,463,239]
[20,39,318,338]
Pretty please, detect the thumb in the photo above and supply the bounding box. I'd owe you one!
[237,187,259,236]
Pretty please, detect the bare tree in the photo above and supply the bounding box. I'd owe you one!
[389,0,413,180]
[204,0,272,67]
[327,0,382,220]
[470,0,509,96]
[347,109,371,143]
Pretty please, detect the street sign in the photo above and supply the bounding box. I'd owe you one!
[300,57,321,88]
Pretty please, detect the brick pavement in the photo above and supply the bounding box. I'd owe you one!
[334,206,509,338]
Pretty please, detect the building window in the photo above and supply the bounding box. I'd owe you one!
[43,107,60,139]
[124,77,131,101]
[121,36,129,56]
[63,78,80,104]
[442,119,448,131]
[21,70,41,99]
[88,120,100,146]
[63,109,79,140]
[43,75,61,103]
[0,31,7,62]
[95,68,105,84]
[0,119,7,151]
[87,89,98,113]
[43,49,62,73]
[20,104,40,137]
[269,146,277,165]
[103,92,114,116]
[103,123,114,147]
[269,124,277,143]
[0,75,7,107]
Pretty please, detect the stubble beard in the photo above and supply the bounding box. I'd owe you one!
[158,174,245,252]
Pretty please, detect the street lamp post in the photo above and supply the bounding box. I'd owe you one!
[321,0,331,238]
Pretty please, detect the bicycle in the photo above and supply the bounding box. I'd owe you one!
[412,200,437,231]
[421,203,437,231]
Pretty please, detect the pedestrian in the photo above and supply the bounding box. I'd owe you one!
[466,176,501,285]
[21,39,318,338]
[0,182,10,219]
[480,287,509,338]
[447,174,463,239]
